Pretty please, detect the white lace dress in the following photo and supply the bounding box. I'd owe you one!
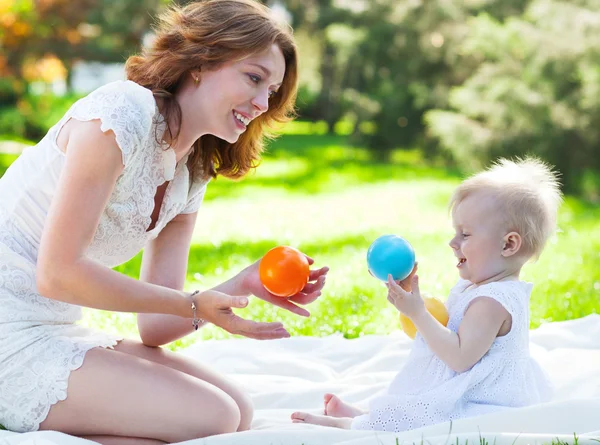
[351,279,553,432]
[0,80,209,432]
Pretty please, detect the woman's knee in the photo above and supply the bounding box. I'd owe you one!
[235,390,254,431]
[168,390,240,442]
[197,392,241,437]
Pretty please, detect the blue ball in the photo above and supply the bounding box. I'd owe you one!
[367,235,416,282]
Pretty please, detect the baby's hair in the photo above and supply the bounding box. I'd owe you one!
[449,157,563,260]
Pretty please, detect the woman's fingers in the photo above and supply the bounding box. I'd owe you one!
[222,313,290,339]
[288,292,319,306]
[296,274,326,296]
[309,266,329,282]
[258,291,311,316]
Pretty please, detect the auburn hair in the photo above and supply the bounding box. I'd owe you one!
[125,0,298,180]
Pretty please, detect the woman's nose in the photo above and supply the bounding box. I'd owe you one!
[251,89,269,113]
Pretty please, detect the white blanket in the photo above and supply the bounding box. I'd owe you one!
[3,315,600,445]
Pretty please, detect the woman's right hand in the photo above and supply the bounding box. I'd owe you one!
[191,290,290,340]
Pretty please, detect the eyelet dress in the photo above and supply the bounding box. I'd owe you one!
[351,279,553,432]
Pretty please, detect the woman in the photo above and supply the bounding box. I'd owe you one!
[0,0,328,443]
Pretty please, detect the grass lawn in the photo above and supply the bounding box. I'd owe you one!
[2,123,600,351]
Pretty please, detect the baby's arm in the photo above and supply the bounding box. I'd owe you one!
[388,276,510,373]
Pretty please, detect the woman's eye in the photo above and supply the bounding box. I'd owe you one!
[248,74,261,83]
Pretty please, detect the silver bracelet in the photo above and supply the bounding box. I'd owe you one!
[189,290,204,330]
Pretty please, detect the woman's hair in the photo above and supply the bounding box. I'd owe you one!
[449,157,563,260]
[125,0,298,181]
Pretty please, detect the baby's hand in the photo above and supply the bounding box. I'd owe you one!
[397,263,418,292]
[387,274,425,319]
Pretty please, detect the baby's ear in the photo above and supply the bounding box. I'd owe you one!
[501,231,522,257]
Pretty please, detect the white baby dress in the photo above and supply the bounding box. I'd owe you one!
[0,80,209,432]
[351,279,553,432]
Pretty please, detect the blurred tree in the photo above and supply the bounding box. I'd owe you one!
[0,0,162,97]
[425,0,600,193]
[281,0,361,132]
[341,0,532,161]
[277,0,532,157]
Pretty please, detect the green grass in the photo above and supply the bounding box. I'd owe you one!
[74,130,600,350]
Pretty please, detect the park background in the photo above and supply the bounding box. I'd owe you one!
[1,0,599,350]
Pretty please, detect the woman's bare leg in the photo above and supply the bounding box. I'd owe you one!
[39,346,241,443]
[113,339,253,431]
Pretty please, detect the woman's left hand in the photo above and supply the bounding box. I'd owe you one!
[242,256,329,317]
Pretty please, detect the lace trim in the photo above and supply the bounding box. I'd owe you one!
[54,81,183,265]
[28,337,122,433]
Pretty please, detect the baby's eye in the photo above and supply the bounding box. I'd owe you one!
[462,233,470,238]
[268,90,277,98]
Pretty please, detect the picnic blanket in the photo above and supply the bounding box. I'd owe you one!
[3,314,600,444]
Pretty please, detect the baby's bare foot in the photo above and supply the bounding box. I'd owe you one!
[324,393,364,418]
[291,411,353,429]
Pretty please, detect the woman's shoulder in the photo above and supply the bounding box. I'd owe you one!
[82,80,157,117]
[66,80,161,166]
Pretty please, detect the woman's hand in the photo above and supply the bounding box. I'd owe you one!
[241,255,329,317]
[192,290,291,340]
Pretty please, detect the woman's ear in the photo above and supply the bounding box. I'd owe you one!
[501,231,522,257]
[191,70,200,85]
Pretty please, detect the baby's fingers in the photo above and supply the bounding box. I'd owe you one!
[387,274,403,292]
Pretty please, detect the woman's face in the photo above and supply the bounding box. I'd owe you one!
[185,44,286,144]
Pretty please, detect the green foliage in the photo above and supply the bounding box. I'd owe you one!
[0,93,83,141]
[1,0,162,97]
[0,77,19,106]
[282,0,533,158]
[0,108,26,138]
[0,153,20,178]
[425,1,600,193]
[281,0,600,195]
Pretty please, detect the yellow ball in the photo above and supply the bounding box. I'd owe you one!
[399,296,449,339]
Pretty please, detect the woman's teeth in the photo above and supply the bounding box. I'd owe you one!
[234,111,250,126]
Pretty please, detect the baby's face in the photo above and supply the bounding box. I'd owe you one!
[449,193,509,284]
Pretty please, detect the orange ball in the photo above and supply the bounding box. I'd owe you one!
[399,296,449,339]
[259,246,310,297]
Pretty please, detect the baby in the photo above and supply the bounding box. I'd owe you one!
[291,157,562,432]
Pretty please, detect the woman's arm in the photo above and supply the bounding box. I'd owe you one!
[137,214,331,345]
[137,211,202,346]
[38,119,293,341]
[37,119,192,318]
